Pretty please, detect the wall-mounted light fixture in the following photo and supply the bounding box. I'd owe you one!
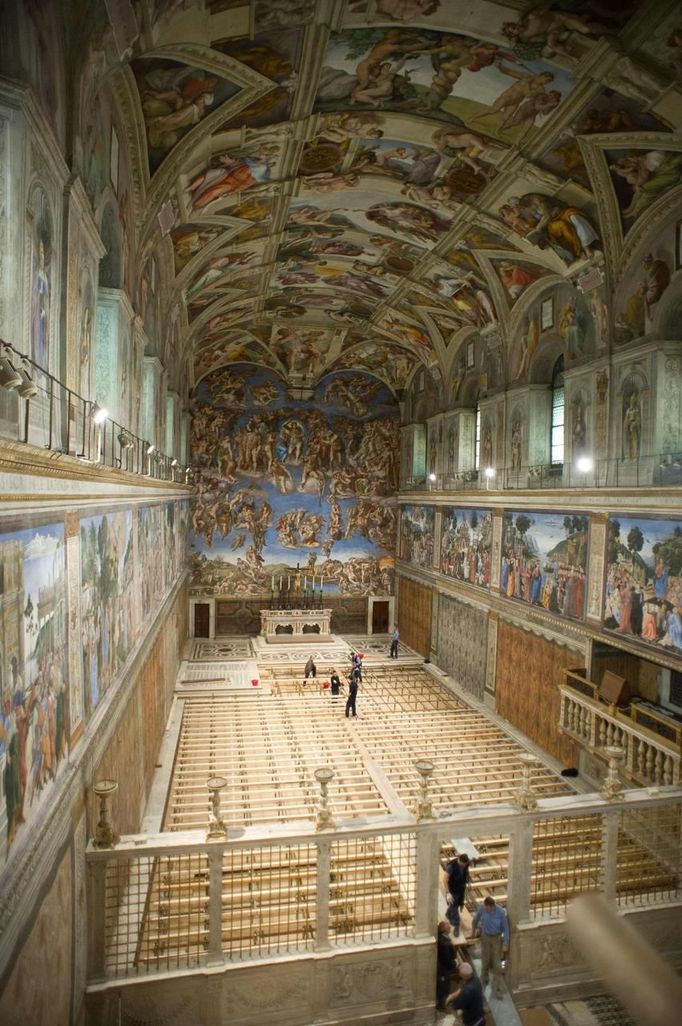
[0,347,22,390]
[90,403,109,424]
[118,431,134,450]
[16,359,38,398]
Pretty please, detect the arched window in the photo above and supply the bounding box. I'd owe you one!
[550,355,565,466]
[474,402,481,470]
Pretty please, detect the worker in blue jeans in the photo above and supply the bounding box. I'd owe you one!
[471,895,509,998]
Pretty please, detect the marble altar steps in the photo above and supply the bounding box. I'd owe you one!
[135,839,413,964]
[164,692,389,829]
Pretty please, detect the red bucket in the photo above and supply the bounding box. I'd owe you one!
[251,678,259,687]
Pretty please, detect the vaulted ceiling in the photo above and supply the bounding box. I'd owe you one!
[99,0,682,398]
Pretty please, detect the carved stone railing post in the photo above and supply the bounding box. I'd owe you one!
[315,837,332,951]
[601,810,619,903]
[414,826,440,939]
[601,746,625,802]
[315,767,335,830]
[506,817,534,927]
[207,846,225,966]
[88,858,108,982]
[414,759,435,821]
[92,779,118,849]
[206,776,227,840]
[514,752,538,811]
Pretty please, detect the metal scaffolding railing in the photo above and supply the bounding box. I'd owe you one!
[0,340,190,483]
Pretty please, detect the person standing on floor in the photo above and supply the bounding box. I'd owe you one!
[436,920,456,1010]
[345,665,360,717]
[330,667,342,699]
[470,895,509,998]
[390,626,399,658]
[445,962,485,1026]
[304,654,317,679]
[444,853,470,935]
[351,650,363,681]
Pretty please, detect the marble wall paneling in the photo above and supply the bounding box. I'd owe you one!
[0,838,72,1026]
[437,593,488,700]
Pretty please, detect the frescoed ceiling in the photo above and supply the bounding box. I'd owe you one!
[99,0,682,396]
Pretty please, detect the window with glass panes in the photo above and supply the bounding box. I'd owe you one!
[475,405,481,469]
[551,356,565,466]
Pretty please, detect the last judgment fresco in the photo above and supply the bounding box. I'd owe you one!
[189,364,398,596]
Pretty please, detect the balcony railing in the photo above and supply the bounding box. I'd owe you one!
[402,453,682,492]
[559,684,681,787]
[0,341,190,483]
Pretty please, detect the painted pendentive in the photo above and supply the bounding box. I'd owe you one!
[190,365,398,597]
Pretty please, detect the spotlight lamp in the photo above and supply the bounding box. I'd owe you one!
[428,472,437,482]
[118,431,134,450]
[145,443,155,456]
[17,359,38,399]
[90,403,109,424]
[0,346,22,390]
[576,456,594,474]
[170,457,178,467]
[484,466,496,479]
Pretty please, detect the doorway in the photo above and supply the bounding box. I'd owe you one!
[371,600,389,634]
[194,602,210,638]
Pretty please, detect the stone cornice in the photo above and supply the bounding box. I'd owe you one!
[0,438,190,492]
[398,488,682,514]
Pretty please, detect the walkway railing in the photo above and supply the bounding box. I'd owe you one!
[87,787,682,983]
[403,451,682,492]
[0,340,188,482]
[559,685,681,787]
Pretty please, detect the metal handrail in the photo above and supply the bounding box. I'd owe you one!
[0,340,190,484]
[403,452,682,491]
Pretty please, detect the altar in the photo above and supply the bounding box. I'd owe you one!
[260,608,333,643]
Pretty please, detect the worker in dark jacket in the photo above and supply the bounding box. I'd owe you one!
[436,920,455,1009]
[444,853,470,934]
[345,668,359,717]
[446,962,485,1026]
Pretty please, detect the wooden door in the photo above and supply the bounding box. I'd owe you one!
[372,600,389,633]
[194,602,210,638]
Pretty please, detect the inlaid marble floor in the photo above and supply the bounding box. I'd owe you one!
[185,637,253,660]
